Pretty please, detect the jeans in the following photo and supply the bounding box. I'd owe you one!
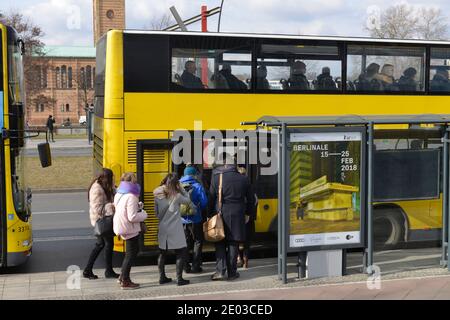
[183,223,203,270]
[215,240,239,277]
[84,234,114,273]
[120,235,140,281]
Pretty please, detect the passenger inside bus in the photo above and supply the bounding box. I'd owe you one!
[356,63,382,91]
[430,66,450,92]
[397,67,418,91]
[286,60,310,90]
[256,65,270,90]
[218,63,248,90]
[378,64,398,91]
[181,60,205,89]
[314,67,337,90]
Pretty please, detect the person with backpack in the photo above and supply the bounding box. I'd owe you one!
[154,173,193,286]
[180,166,208,273]
[113,172,148,290]
[83,168,119,280]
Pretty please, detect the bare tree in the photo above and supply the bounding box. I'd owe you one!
[0,11,53,116]
[146,13,174,30]
[366,4,418,39]
[366,4,448,40]
[75,68,94,119]
[417,7,448,40]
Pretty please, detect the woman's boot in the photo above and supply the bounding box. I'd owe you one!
[158,252,172,284]
[176,253,190,286]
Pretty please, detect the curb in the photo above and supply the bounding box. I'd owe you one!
[32,188,86,194]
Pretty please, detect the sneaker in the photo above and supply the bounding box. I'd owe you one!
[190,267,203,274]
[83,271,98,280]
[228,272,240,281]
[105,271,120,279]
[159,276,173,285]
[177,278,190,286]
[211,272,226,281]
[121,280,140,290]
[184,264,192,273]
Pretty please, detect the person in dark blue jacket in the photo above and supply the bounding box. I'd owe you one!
[180,166,208,273]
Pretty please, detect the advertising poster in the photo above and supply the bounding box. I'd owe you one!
[289,130,363,249]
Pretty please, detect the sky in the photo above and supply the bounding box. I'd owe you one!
[1,0,450,47]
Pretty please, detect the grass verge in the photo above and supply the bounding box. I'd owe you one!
[25,156,92,190]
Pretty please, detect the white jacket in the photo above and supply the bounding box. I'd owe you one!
[113,193,147,240]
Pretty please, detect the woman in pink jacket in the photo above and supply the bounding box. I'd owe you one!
[113,172,147,290]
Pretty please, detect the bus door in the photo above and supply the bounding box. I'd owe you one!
[136,139,174,251]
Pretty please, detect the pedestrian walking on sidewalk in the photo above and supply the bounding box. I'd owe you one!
[46,115,55,142]
[113,172,148,290]
[154,173,193,286]
[83,168,120,280]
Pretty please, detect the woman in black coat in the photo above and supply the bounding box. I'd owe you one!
[209,163,254,281]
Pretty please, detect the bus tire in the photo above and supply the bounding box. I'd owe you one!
[373,207,405,249]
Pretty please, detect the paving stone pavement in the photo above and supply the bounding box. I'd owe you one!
[2,257,450,300]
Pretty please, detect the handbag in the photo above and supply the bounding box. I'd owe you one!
[203,174,225,242]
[140,220,148,234]
[93,204,114,237]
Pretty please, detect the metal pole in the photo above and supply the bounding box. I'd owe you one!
[366,122,374,274]
[281,123,288,284]
[277,127,282,280]
[201,5,208,87]
[217,0,225,32]
[443,126,449,269]
[169,6,188,31]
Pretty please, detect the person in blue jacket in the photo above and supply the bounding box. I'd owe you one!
[180,166,208,273]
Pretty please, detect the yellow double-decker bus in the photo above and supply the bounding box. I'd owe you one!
[0,24,33,267]
[94,30,450,254]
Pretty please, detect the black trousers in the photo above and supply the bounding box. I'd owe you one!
[120,235,140,281]
[183,223,203,270]
[48,128,54,141]
[85,234,114,273]
[215,240,239,277]
[158,248,187,280]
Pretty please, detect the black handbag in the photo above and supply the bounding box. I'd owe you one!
[93,204,114,237]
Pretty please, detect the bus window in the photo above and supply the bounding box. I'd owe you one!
[257,43,341,92]
[171,48,252,91]
[429,47,450,93]
[347,45,426,93]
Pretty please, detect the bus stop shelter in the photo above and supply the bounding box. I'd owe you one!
[243,114,450,284]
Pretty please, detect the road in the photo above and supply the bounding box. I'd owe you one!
[4,192,120,274]
[25,139,92,157]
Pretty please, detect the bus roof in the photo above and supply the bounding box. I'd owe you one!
[123,30,450,46]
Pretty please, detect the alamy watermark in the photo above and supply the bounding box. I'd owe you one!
[172,121,279,175]
[66,265,81,290]
[366,5,381,31]
[66,5,81,30]
[366,264,382,290]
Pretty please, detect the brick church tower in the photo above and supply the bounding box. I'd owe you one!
[93,0,125,45]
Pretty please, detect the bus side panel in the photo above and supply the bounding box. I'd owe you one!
[104,30,123,119]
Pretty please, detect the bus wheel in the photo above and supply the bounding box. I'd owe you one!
[373,208,404,249]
